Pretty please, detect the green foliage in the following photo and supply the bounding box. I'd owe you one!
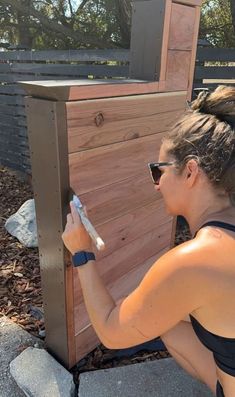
[199,0,235,47]
[0,0,234,50]
[0,0,131,49]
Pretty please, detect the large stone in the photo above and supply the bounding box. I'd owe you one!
[5,199,38,248]
[10,347,76,397]
[0,316,44,397]
[79,357,214,397]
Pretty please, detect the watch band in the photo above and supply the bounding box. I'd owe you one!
[72,251,96,267]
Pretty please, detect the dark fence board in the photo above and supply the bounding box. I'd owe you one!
[0,85,25,95]
[0,49,129,62]
[195,66,235,79]
[0,63,12,72]
[196,47,235,62]
[11,63,129,77]
[0,95,25,105]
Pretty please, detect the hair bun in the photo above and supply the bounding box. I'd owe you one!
[190,85,235,127]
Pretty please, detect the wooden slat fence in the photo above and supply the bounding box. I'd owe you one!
[0,46,235,174]
[0,49,129,174]
[193,47,235,95]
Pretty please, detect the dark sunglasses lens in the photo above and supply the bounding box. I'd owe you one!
[151,165,161,184]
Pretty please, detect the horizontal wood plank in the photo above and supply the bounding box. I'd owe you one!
[66,92,186,152]
[67,109,183,152]
[74,218,171,314]
[0,84,25,95]
[0,104,26,116]
[74,245,170,337]
[78,173,161,227]
[0,49,130,62]
[195,66,235,80]
[196,47,235,62]
[69,132,164,195]
[11,63,129,78]
[20,80,161,101]
[91,198,169,260]
[0,94,25,105]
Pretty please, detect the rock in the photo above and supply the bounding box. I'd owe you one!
[5,199,38,248]
[0,316,44,397]
[10,347,76,397]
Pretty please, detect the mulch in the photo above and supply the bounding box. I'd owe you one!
[0,165,192,384]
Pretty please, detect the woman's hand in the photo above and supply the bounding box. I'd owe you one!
[62,201,93,255]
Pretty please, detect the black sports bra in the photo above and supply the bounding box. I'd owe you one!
[190,221,235,376]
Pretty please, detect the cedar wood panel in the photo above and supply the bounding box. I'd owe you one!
[66,91,187,363]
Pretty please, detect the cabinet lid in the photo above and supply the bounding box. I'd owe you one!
[19,79,159,101]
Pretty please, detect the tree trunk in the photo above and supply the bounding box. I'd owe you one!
[16,0,33,48]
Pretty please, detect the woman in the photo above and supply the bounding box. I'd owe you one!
[62,85,235,397]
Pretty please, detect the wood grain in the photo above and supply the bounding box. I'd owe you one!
[67,110,183,152]
[78,173,161,227]
[66,91,186,130]
[165,50,192,91]
[157,0,172,83]
[69,133,165,195]
[73,220,172,312]
[169,3,196,50]
[73,248,168,342]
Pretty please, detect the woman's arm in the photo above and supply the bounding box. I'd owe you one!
[62,202,209,349]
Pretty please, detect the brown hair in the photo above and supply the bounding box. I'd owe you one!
[163,85,235,206]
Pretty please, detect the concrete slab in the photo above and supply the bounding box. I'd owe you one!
[10,347,76,397]
[79,357,214,397]
[0,316,44,397]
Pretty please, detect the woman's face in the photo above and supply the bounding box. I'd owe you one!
[155,143,186,216]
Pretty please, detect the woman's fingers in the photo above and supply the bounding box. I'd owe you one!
[67,213,73,224]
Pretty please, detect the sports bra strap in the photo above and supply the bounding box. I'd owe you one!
[194,221,235,238]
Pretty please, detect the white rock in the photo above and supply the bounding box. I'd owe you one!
[5,199,38,248]
[10,347,76,397]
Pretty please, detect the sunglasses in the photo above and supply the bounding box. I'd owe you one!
[148,162,175,185]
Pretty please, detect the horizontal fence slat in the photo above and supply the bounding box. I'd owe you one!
[0,49,130,62]
[0,157,30,173]
[0,104,26,116]
[0,63,12,72]
[195,66,235,79]
[0,84,25,95]
[11,63,129,77]
[197,47,235,62]
[0,94,25,105]
[0,124,27,135]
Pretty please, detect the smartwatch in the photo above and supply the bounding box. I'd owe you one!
[72,251,96,267]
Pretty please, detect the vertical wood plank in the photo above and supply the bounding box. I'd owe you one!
[129,0,166,80]
[25,98,75,368]
[187,6,202,100]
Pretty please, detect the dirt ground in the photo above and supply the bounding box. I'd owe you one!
[0,165,192,381]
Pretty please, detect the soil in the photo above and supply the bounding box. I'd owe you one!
[0,165,192,384]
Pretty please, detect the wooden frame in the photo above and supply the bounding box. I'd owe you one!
[23,86,187,368]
